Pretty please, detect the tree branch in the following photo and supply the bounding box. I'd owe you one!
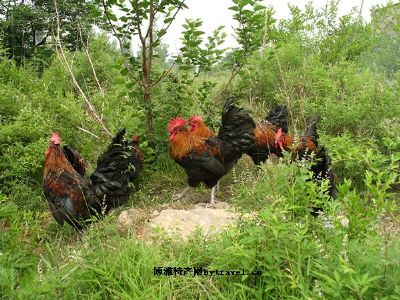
[53,0,112,139]
[78,24,104,96]
[216,62,242,97]
[76,126,100,139]
[147,1,154,74]
[148,3,185,48]
[133,2,146,46]
[154,60,176,86]
[101,0,144,89]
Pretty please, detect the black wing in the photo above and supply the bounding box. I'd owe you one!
[90,129,143,209]
[63,145,86,177]
[179,149,227,188]
[43,170,100,230]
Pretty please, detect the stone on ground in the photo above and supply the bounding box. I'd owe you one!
[118,202,240,240]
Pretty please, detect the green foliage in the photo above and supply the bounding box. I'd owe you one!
[0,36,149,207]
[0,0,103,63]
[101,0,188,145]
[237,37,399,138]
[229,0,272,67]
[360,33,400,78]
[177,19,226,75]
[0,0,400,299]
[1,160,399,299]
[223,161,399,298]
[322,134,400,190]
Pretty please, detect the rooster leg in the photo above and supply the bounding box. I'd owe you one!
[172,187,189,201]
[209,186,217,208]
[216,180,220,193]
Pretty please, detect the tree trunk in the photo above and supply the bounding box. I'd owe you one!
[143,87,154,147]
[141,42,154,145]
[141,1,155,148]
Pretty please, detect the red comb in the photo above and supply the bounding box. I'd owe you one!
[50,132,61,145]
[188,115,203,123]
[168,117,187,133]
[131,135,140,143]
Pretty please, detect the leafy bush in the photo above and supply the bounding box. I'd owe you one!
[0,1,399,299]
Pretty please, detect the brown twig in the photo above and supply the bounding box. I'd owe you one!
[154,60,176,86]
[78,24,104,96]
[133,2,146,45]
[101,0,144,89]
[148,3,185,48]
[53,0,112,138]
[216,63,242,98]
[76,126,100,139]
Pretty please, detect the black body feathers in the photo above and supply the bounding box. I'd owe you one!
[90,129,144,210]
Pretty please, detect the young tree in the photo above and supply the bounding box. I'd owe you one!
[177,18,226,76]
[227,0,274,85]
[100,0,187,146]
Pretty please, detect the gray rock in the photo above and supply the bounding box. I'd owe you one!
[118,208,141,228]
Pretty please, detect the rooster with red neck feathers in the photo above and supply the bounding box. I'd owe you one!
[168,99,255,206]
[188,115,216,138]
[43,132,100,229]
[43,129,144,229]
[246,105,292,164]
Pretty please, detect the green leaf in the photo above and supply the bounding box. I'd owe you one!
[108,13,118,21]
[125,82,135,89]
[228,6,240,11]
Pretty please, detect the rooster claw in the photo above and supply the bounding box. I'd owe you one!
[172,187,189,201]
[198,201,217,209]
[172,193,183,201]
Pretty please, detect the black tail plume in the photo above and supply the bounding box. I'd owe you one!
[305,115,321,146]
[218,97,255,153]
[89,128,142,210]
[312,146,337,198]
[266,105,289,133]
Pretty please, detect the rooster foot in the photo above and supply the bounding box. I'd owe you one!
[198,201,217,209]
[207,202,217,209]
[172,187,189,201]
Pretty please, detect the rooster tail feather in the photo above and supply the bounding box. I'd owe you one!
[305,115,321,145]
[112,128,127,144]
[222,96,237,113]
[218,98,255,153]
[89,128,142,209]
[314,146,337,198]
[266,105,289,133]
